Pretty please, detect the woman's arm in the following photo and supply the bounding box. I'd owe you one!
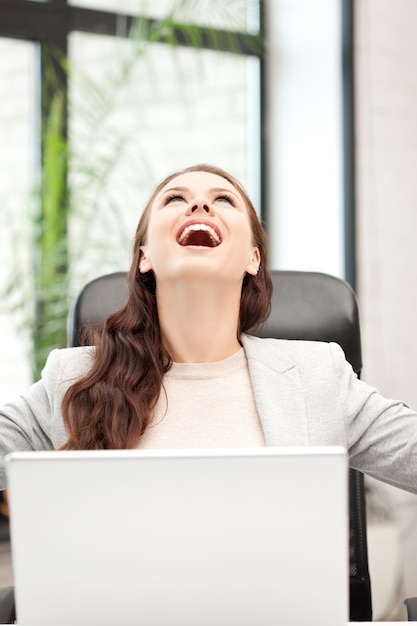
[331,342,417,493]
[0,346,93,489]
[0,378,54,489]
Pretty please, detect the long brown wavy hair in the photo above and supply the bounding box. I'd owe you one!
[61,164,273,450]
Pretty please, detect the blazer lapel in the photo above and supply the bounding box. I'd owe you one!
[241,334,310,446]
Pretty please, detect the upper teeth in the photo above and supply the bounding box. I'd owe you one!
[178,223,221,245]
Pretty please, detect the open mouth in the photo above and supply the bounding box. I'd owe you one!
[177,223,222,247]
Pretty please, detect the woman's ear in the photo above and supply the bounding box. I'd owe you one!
[246,247,261,276]
[138,246,152,273]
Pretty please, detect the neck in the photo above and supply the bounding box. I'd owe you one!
[156,279,242,363]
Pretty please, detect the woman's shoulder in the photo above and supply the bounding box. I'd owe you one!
[241,334,351,379]
[242,333,345,360]
[41,346,95,382]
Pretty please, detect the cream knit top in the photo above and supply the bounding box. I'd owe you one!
[138,348,265,449]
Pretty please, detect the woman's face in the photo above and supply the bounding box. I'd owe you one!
[139,171,260,286]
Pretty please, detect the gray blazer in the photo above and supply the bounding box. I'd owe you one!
[1,334,417,492]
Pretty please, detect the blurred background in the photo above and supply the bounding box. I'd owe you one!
[1,0,417,620]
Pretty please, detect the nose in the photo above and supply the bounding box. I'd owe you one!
[186,197,214,215]
[192,203,209,213]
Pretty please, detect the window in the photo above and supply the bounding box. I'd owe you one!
[265,0,354,281]
[0,39,37,398]
[0,0,263,383]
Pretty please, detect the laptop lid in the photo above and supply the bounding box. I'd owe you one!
[6,447,348,626]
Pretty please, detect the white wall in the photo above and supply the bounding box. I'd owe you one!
[355,0,417,409]
[355,0,417,618]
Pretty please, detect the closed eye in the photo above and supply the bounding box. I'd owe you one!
[215,194,235,206]
[164,194,185,205]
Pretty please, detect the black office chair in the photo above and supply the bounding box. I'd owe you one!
[1,270,414,622]
[68,269,371,621]
[0,587,15,624]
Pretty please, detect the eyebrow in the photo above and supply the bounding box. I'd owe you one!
[210,187,239,197]
[160,186,239,198]
[160,186,187,196]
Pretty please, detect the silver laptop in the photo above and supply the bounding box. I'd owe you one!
[6,447,348,626]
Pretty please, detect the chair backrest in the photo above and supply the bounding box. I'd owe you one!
[68,269,372,621]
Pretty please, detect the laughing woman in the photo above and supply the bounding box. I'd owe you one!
[1,163,417,493]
